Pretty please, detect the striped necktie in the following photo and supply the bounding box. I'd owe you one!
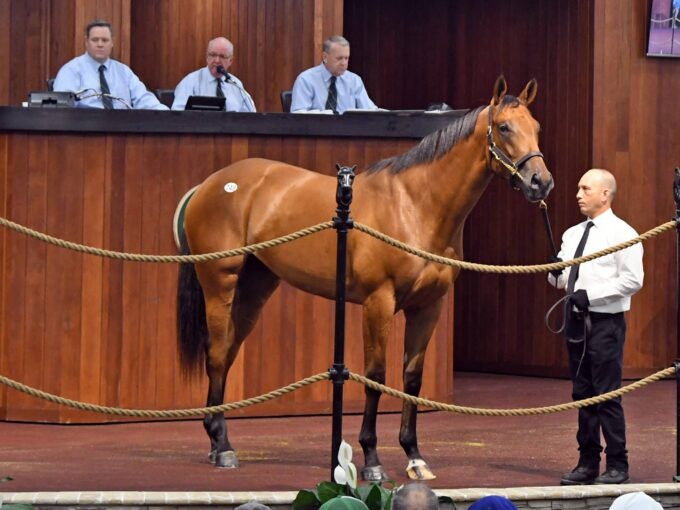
[98,64,114,109]
[216,78,225,98]
[325,76,337,113]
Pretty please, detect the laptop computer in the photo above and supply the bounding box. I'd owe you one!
[185,95,226,111]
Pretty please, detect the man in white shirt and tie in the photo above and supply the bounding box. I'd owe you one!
[172,37,255,112]
[290,35,377,114]
[548,168,644,486]
[54,20,167,110]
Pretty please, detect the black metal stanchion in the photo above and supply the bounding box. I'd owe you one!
[674,168,680,481]
[330,164,355,480]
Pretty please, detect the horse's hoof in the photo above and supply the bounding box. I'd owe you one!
[406,459,436,480]
[208,449,217,463]
[362,465,389,482]
[215,450,239,468]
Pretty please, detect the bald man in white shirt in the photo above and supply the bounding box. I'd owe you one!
[549,168,643,486]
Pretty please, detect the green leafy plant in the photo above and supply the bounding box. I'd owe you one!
[1,476,33,509]
[292,440,394,510]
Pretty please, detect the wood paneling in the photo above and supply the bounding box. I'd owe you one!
[346,0,596,376]
[0,130,453,422]
[130,0,343,112]
[590,0,680,374]
[1,0,131,106]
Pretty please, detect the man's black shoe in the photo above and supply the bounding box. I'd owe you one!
[594,468,629,484]
[560,465,598,485]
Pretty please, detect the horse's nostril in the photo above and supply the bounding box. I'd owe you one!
[530,173,541,189]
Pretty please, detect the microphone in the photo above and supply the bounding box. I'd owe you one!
[215,66,256,112]
[216,65,232,82]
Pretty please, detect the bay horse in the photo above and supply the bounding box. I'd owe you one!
[176,76,554,481]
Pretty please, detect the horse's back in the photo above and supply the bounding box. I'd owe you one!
[184,158,336,263]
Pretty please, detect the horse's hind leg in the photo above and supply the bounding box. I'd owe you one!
[358,289,395,482]
[201,255,280,468]
[399,299,443,481]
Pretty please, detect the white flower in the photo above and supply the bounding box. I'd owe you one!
[333,440,358,489]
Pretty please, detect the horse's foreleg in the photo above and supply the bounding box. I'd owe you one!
[400,299,443,481]
[358,290,395,482]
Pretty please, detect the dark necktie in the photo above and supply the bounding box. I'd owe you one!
[216,78,225,98]
[566,221,594,294]
[325,75,337,113]
[98,64,113,109]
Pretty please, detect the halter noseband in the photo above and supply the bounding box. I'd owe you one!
[486,105,544,183]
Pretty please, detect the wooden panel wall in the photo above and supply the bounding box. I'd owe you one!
[0,0,131,106]
[590,0,680,373]
[346,0,596,376]
[130,0,342,113]
[0,131,453,423]
[0,0,342,111]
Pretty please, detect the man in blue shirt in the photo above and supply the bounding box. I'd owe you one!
[53,20,168,110]
[171,37,255,112]
[290,35,378,114]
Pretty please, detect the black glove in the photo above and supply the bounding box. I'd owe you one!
[569,289,590,311]
[549,256,563,279]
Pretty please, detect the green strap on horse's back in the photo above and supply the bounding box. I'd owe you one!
[173,185,200,250]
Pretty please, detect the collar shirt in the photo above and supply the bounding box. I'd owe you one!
[53,53,168,110]
[549,208,644,313]
[171,67,256,112]
[290,63,377,114]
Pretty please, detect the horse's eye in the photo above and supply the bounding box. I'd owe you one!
[498,123,510,134]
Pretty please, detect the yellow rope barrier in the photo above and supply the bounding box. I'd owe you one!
[0,215,674,272]
[0,366,674,418]
[354,220,677,274]
[349,366,676,416]
[0,216,333,263]
[0,372,329,418]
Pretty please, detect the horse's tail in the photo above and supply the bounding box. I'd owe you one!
[175,189,208,377]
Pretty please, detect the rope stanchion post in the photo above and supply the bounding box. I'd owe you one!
[330,164,355,480]
[673,168,680,481]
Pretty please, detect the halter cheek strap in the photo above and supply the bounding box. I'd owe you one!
[486,105,544,180]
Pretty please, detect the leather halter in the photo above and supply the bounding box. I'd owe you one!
[486,105,544,183]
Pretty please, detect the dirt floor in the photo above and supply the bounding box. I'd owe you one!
[0,372,675,492]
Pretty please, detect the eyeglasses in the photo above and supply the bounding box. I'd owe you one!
[207,52,233,60]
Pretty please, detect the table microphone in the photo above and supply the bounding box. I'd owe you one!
[216,65,232,82]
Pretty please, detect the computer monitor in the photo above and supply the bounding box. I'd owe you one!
[185,95,226,111]
[27,91,76,108]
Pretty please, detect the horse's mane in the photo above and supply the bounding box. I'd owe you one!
[367,96,519,174]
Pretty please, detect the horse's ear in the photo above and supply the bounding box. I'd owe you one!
[492,75,507,106]
[518,78,538,106]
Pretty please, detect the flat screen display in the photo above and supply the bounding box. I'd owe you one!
[647,0,680,57]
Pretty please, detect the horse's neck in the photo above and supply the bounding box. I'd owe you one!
[402,122,493,249]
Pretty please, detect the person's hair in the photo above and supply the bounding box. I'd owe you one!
[323,35,349,53]
[589,168,617,201]
[234,503,271,510]
[85,20,113,38]
[392,482,439,510]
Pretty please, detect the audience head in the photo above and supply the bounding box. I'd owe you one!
[322,35,350,77]
[577,168,617,219]
[609,491,662,510]
[234,503,271,510]
[392,482,439,510]
[84,20,113,63]
[206,37,234,78]
[468,495,518,510]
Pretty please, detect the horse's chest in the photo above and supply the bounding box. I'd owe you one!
[402,264,452,306]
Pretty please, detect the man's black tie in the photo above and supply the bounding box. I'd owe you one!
[98,64,114,110]
[566,221,594,294]
[216,78,225,98]
[325,75,337,113]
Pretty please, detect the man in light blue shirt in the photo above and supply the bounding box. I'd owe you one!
[290,35,377,114]
[53,20,167,110]
[172,37,255,112]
